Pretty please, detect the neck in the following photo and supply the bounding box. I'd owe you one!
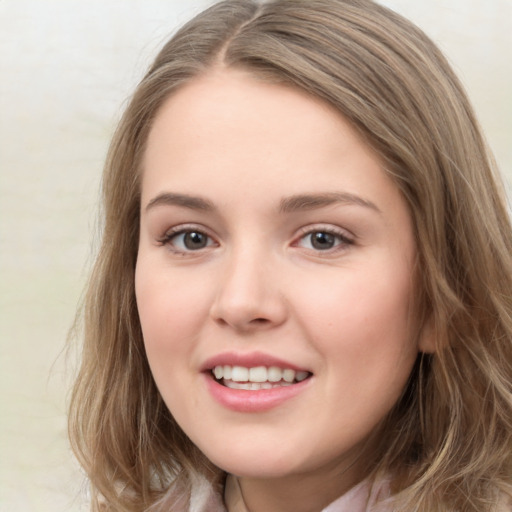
[224,426,385,512]
[234,453,371,512]
[239,478,354,512]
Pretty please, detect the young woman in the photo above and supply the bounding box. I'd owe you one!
[69,1,512,511]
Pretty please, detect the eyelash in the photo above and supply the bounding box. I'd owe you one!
[293,225,354,254]
[157,224,354,255]
[157,224,217,255]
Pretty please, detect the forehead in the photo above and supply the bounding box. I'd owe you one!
[140,68,408,226]
[145,68,348,163]
[143,70,392,192]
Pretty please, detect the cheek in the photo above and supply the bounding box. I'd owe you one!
[299,270,417,436]
[134,264,210,417]
[295,263,417,375]
[135,263,210,361]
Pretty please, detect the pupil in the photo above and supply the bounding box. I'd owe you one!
[312,232,335,250]
[184,232,207,249]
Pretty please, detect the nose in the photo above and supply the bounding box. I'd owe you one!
[209,249,288,332]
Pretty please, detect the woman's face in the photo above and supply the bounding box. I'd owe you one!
[136,69,429,484]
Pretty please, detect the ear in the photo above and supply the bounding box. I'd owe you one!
[417,315,436,354]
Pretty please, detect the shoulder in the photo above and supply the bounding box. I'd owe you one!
[188,474,226,512]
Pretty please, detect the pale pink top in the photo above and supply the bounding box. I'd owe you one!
[188,474,391,512]
[173,474,512,512]
[224,475,389,512]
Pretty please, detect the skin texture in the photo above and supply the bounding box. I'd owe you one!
[135,68,431,512]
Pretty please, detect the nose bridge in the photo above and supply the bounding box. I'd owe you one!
[210,240,286,330]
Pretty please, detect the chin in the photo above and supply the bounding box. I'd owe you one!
[200,444,317,479]
[214,461,299,479]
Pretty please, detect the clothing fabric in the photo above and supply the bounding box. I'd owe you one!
[224,475,389,512]
[188,474,390,512]
[186,474,512,512]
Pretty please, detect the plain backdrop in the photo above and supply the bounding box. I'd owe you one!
[1,1,510,510]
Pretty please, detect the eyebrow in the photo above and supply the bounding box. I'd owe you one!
[144,191,381,215]
[145,192,215,212]
[279,192,381,214]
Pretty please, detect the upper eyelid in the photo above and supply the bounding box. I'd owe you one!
[157,224,217,244]
[157,227,218,256]
[162,223,213,236]
[294,224,355,240]
[291,226,356,255]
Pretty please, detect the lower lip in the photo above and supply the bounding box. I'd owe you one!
[204,374,311,413]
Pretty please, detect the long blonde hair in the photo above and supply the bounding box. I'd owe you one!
[69,1,512,510]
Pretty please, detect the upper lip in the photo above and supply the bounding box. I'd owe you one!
[200,351,310,373]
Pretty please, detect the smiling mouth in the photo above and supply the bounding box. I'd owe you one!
[211,365,312,390]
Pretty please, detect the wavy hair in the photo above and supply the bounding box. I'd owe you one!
[69,1,512,510]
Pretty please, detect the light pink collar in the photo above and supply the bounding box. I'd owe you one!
[223,474,390,512]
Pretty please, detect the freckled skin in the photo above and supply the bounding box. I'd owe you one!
[135,69,430,512]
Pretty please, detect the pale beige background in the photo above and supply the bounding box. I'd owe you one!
[1,1,510,510]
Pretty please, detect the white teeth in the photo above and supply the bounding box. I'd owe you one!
[223,365,232,380]
[231,366,249,382]
[212,364,310,385]
[268,366,283,382]
[282,369,295,383]
[296,371,309,382]
[224,381,250,390]
[224,380,289,390]
[249,366,267,382]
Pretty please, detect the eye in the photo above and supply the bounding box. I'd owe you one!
[159,227,216,252]
[174,231,212,250]
[296,228,353,252]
